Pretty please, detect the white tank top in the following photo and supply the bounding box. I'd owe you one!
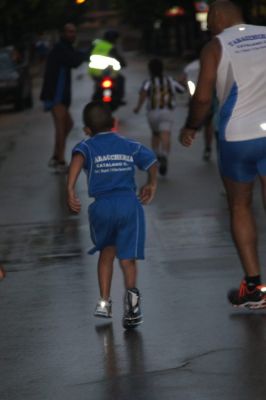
[216,24,266,141]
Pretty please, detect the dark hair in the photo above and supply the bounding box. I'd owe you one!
[61,22,76,33]
[148,58,163,78]
[83,101,113,134]
[103,29,119,43]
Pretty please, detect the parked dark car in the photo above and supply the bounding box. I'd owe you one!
[0,47,33,111]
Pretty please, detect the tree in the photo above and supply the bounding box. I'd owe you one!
[0,0,87,45]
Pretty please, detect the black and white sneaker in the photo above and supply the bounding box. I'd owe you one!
[123,288,143,329]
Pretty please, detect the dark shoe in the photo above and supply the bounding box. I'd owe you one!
[159,155,168,176]
[123,288,143,329]
[54,161,69,174]
[48,157,59,168]
[228,280,266,309]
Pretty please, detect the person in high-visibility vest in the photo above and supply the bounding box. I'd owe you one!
[88,30,127,103]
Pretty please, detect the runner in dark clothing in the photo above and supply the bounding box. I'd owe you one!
[40,23,87,173]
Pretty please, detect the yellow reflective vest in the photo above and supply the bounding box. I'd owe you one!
[88,39,114,77]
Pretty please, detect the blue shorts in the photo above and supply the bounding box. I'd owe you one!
[88,192,145,260]
[43,100,57,112]
[218,137,266,182]
[43,100,70,112]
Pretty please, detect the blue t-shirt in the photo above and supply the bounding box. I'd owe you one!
[72,132,157,197]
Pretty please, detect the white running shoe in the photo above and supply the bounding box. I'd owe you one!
[94,298,112,318]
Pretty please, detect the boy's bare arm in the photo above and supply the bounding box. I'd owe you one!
[66,153,84,213]
[139,162,158,205]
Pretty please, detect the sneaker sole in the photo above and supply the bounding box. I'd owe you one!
[123,319,143,329]
[231,298,266,310]
[94,312,112,318]
[123,315,143,329]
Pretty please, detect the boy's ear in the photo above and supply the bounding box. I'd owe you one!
[84,127,92,136]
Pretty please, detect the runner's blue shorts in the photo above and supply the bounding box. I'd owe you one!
[218,137,266,182]
[43,100,69,111]
[88,191,145,259]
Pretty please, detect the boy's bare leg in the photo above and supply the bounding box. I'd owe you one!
[97,246,116,300]
[259,175,266,209]
[119,259,137,289]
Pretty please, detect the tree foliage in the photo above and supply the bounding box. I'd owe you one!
[0,0,260,45]
[118,0,196,25]
[0,0,86,44]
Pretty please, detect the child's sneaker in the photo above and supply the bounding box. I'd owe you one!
[228,280,266,309]
[48,157,58,168]
[94,298,112,318]
[159,155,168,176]
[123,288,143,329]
[54,161,69,174]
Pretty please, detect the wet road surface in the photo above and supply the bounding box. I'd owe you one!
[1,53,266,400]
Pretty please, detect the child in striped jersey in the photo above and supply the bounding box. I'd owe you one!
[134,58,186,175]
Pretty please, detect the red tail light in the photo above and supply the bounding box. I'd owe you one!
[101,79,113,89]
[103,96,112,102]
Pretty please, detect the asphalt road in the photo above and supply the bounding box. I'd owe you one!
[1,53,266,400]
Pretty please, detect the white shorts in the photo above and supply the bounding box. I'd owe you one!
[147,109,174,135]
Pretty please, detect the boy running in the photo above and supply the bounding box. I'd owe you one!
[67,102,157,328]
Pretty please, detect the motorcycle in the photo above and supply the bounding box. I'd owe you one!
[92,74,124,112]
[89,53,125,111]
